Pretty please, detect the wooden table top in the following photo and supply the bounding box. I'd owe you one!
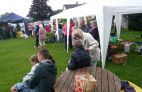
[54,65,121,92]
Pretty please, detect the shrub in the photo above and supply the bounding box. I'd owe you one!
[46,31,56,43]
[128,13,142,31]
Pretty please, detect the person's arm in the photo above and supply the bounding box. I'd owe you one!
[86,33,99,51]
[63,26,65,34]
[27,65,43,89]
[68,54,76,70]
[38,29,42,35]
[86,26,90,32]
[23,64,38,82]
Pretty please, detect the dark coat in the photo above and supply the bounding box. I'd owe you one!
[90,27,100,43]
[35,25,39,37]
[80,25,90,33]
[27,60,57,92]
[68,48,91,70]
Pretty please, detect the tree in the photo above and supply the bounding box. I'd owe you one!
[128,13,142,31]
[52,9,63,16]
[28,0,53,21]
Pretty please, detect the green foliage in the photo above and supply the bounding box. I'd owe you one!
[128,13,142,31]
[0,12,10,18]
[45,31,56,43]
[28,0,53,21]
[46,31,56,38]
[52,9,63,16]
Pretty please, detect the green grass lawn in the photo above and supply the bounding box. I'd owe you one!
[0,31,142,92]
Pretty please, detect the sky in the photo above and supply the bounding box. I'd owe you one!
[0,0,87,17]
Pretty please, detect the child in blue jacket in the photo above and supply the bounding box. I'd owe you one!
[68,39,91,70]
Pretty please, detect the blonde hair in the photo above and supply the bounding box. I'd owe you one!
[72,26,82,33]
[72,26,83,40]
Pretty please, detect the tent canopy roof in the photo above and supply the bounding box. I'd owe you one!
[0,12,28,23]
[51,0,142,20]
[50,0,142,68]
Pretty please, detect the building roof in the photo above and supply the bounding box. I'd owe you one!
[63,4,83,10]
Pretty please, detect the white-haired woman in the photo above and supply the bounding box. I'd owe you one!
[38,24,46,47]
[72,26,100,65]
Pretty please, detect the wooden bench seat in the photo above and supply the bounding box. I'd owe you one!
[54,64,121,92]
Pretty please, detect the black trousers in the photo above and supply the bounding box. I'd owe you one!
[35,36,39,47]
[64,35,72,50]
[28,30,32,37]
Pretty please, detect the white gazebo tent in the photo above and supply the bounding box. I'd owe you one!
[50,0,142,68]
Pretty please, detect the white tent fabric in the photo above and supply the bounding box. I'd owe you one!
[66,18,70,52]
[56,19,59,41]
[50,0,142,68]
[115,14,122,39]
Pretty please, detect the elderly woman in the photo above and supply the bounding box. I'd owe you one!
[72,26,100,65]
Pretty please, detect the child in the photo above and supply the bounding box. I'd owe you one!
[38,24,46,47]
[11,55,39,92]
[68,39,91,70]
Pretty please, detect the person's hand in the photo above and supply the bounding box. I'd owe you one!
[11,86,17,92]
[85,48,90,52]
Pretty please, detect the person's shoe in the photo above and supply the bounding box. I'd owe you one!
[34,46,37,48]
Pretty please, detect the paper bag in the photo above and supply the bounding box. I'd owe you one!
[73,73,96,92]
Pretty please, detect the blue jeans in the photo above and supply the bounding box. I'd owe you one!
[14,83,35,92]
[58,29,63,42]
[21,89,35,92]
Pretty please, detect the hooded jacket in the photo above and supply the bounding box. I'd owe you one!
[27,60,57,92]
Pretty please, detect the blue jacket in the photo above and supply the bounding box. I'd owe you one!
[68,48,91,70]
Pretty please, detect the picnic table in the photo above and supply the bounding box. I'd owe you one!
[54,64,121,92]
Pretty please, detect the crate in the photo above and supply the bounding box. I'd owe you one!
[112,53,127,64]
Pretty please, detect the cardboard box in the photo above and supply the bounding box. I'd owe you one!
[73,73,96,92]
[112,53,127,64]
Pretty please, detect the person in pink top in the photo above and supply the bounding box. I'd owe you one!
[45,25,51,33]
[63,20,75,50]
[38,24,46,47]
[28,23,34,38]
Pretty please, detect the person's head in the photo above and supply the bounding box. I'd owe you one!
[30,55,39,66]
[70,19,73,23]
[90,20,97,28]
[73,39,84,49]
[72,26,83,40]
[39,24,43,28]
[37,48,55,63]
[80,19,85,27]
